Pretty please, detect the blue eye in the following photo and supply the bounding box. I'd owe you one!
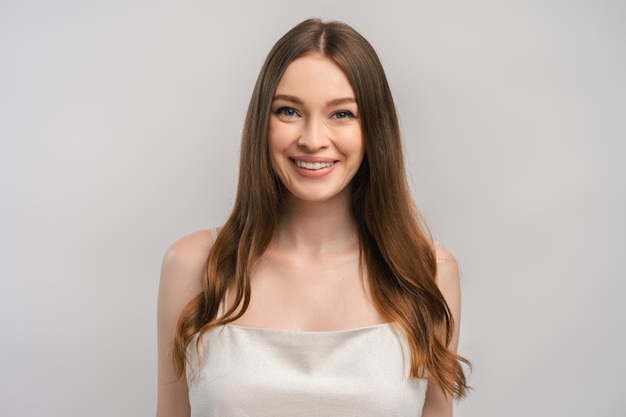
[276,107,298,117]
[334,111,354,119]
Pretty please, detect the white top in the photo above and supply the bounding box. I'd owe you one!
[186,323,427,416]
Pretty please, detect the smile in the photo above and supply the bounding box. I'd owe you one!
[293,159,335,170]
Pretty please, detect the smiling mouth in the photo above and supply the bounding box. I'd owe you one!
[293,159,335,170]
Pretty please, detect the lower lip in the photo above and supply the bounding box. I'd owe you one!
[292,160,336,178]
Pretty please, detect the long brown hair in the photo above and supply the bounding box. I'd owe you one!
[173,18,469,398]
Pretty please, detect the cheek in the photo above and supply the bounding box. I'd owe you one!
[268,123,290,175]
[338,126,364,157]
[268,120,295,154]
[267,137,282,174]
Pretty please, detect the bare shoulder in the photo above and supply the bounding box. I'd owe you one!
[422,244,463,416]
[156,229,217,416]
[162,229,215,271]
[158,229,217,332]
[433,245,461,344]
[433,244,461,350]
[435,244,457,265]
[434,244,460,284]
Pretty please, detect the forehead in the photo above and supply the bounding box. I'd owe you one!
[274,54,355,99]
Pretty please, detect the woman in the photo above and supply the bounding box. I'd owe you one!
[157,18,469,417]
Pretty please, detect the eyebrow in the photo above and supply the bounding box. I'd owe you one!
[272,94,356,107]
[327,97,357,106]
[272,94,303,105]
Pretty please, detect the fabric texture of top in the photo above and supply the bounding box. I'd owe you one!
[186,323,427,416]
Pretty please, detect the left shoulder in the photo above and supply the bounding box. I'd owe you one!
[432,244,461,348]
[433,245,461,343]
[421,244,463,416]
[434,244,456,265]
[434,244,459,284]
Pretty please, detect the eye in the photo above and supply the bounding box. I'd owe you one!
[333,110,355,120]
[275,107,299,117]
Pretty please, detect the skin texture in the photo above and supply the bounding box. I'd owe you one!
[156,55,462,416]
[156,230,210,417]
[268,54,365,205]
[157,235,461,416]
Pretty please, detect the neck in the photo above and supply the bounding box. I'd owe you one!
[274,190,359,254]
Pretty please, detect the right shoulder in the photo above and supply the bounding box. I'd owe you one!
[156,229,218,416]
[159,229,218,305]
[162,229,216,272]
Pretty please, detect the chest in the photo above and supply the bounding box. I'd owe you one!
[187,325,427,417]
[229,250,385,331]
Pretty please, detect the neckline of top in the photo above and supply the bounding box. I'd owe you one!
[222,322,393,335]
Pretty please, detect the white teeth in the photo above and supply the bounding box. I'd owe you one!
[294,160,334,170]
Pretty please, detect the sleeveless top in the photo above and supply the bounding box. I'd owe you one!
[186,228,428,416]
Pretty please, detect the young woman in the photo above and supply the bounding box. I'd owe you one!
[157,18,469,417]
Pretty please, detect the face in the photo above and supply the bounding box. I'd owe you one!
[268,54,364,204]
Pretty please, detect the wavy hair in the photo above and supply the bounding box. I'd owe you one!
[173,18,469,398]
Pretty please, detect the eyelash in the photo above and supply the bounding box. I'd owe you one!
[275,107,299,117]
[274,107,356,120]
[333,110,355,119]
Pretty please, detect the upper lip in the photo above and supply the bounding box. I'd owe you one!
[290,156,337,163]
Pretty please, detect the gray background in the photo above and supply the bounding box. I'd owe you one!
[1,0,624,416]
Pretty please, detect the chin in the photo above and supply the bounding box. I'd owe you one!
[287,187,351,204]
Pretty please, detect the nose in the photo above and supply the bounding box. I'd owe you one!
[298,117,329,151]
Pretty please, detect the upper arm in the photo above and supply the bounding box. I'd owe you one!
[433,245,461,351]
[422,244,462,417]
[156,230,215,417]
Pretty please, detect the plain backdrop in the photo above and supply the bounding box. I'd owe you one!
[1,0,625,416]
